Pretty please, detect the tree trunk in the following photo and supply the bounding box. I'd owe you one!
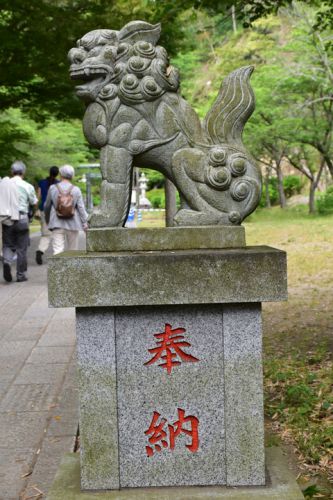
[308,159,325,213]
[264,166,272,208]
[323,154,333,179]
[309,180,316,214]
[231,5,237,33]
[276,162,287,208]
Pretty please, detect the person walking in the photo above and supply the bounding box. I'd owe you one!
[44,165,88,254]
[2,161,38,282]
[35,166,59,265]
[0,175,20,259]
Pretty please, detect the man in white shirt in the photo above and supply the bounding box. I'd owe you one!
[2,161,38,283]
[0,175,20,258]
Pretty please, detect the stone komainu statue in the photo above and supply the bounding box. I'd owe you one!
[68,21,261,227]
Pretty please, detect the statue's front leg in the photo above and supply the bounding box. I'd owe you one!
[89,145,133,228]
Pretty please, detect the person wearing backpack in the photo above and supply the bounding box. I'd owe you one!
[44,164,88,254]
[35,166,59,265]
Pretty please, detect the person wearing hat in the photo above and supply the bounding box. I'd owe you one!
[2,161,38,283]
[44,164,88,254]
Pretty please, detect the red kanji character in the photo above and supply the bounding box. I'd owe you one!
[169,408,199,452]
[144,323,199,374]
[145,408,199,457]
[144,411,168,457]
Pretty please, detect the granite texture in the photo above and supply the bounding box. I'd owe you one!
[74,304,268,490]
[116,305,225,488]
[47,447,305,499]
[48,246,287,308]
[76,309,119,490]
[223,304,265,486]
[86,226,246,252]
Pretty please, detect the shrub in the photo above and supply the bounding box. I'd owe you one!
[259,178,279,207]
[283,175,303,198]
[147,188,165,208]
[317,185,333,215]
[259,175,303,207]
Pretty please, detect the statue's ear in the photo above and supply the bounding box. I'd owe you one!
[119,21,161,45]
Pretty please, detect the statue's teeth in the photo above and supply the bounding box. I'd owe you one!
[84,68,90,76]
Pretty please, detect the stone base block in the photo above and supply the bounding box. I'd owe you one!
[46,448,304,499]
[86,226,246,252]
[48,246,287,308]
[76,304,265,490]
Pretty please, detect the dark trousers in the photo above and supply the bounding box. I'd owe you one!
[2,218,30,279]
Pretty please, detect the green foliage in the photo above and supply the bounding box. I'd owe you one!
[264,348,333,465]
[302,484,326,499]
[146,188,165,208]
[316,186,333,215]
[259,179,278,207]
[0,113,31,173]
[0,108,95,183]
[142,169,165,189]
[260,175,303,207]
[283,175,303,198]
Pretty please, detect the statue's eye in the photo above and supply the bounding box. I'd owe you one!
[103,46,116,60]
[88,48,100,57]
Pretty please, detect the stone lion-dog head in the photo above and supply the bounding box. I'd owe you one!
[68,21,179,105]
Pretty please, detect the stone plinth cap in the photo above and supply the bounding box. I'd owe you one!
[86,226,246,252]
[48,246,287,308]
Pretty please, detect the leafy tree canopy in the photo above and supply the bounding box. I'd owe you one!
[1,0,331,120]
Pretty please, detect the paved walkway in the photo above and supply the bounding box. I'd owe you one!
[0,233,80,500]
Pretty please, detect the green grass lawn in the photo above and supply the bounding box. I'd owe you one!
[138,206,333,499]
[246,207,333,499]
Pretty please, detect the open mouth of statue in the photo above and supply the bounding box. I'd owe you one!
[70,66,108,92]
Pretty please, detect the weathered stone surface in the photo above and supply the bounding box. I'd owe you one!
[116,305,225,488]
[223,304,265,486]
[47,447,305,499]
[69,22,261,228]
[76,309,119,490]
[87,225,246,252]
[48,246,287,308]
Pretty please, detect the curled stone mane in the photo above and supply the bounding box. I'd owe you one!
[79,29,118,49]
[112,41,179,105]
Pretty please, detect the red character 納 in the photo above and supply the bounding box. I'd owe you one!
[145,408,199,457]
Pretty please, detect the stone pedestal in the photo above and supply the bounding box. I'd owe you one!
[48,226,287,492]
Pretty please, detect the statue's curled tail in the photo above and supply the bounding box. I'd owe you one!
[204,66,255,149]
